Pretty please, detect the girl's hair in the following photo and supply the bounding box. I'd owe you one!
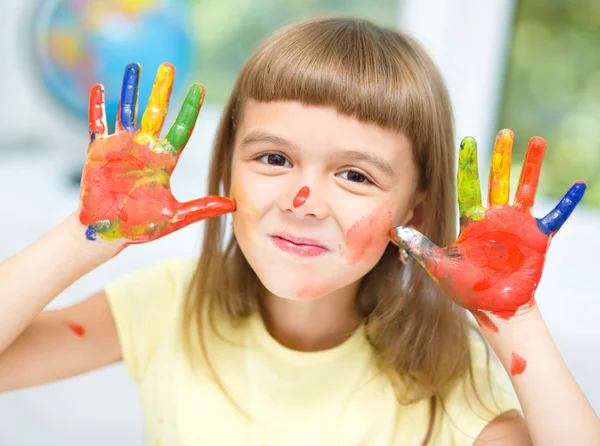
[182,15,480,444]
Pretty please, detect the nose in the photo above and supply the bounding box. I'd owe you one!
[279,183,329,219]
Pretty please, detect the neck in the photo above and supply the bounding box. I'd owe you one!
[260,281,362,352]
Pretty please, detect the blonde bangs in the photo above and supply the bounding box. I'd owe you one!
[234,17,444,171]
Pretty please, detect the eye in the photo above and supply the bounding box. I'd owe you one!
[338,169,373,185]
[257,153,292,168]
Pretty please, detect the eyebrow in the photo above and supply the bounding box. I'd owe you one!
[239,129,396,180]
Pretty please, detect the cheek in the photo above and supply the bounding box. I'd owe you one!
[231,180,262,245]
[341,200,394,265]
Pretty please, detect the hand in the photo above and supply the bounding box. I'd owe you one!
[79,62,235,250]
[390,129,585,325]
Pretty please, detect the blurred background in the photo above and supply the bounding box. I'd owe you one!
[0,0,598,444]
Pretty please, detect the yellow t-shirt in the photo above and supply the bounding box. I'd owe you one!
[105,258,520,446]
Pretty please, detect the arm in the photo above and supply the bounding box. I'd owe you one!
[392,129,599,445]
[0,289,120,392]
[0,62,235,391]
[480,307,599,445]
[0,212,119,356]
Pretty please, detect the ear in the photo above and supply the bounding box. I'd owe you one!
[404,191,427,231]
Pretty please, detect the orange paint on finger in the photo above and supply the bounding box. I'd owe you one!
[293,186,310,208]
[65,321,86,337]
[510,351,527,375]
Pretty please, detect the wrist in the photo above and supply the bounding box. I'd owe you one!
[62,211,123,263]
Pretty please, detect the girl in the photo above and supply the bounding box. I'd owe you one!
[0,16,598,445]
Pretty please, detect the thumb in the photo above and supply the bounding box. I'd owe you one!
[389,226,443,273]
[170,196,236,232]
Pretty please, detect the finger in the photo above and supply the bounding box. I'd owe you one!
[514,137,546,211]
[457,136,484,221]
[88,84,107,143]
[488,129,514,207]
[170,196,236,232]
[537,181,586,235]
[159,83,205,156]
[116,62,141,133]
[389,226,443,273]
[138,63,175,143]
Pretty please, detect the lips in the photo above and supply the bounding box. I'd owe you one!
[270,233,329,257]
[274,233,327,248]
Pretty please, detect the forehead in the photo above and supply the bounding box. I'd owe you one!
[234,100,413,164]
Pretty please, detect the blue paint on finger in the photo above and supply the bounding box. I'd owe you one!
[537,181,586,235]
[119,63,141,132]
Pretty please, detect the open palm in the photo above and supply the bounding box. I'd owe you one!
[390,129,585,321]
[79,63,235,248]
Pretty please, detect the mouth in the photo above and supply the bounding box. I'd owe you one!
[270,233,329,257]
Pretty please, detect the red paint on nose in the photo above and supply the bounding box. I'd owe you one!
[293,186,310,208]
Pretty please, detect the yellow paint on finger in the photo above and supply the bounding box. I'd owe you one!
[488,129,514,207]
[136,63,175,144]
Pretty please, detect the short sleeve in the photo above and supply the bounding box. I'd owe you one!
[440,335,521,444]
[104,258,198,383]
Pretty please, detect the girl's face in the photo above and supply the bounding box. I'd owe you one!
[230,100,423,300]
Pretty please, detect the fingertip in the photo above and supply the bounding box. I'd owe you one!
[496,128,514,143]
[569,181,587,201]
[460,136,477,150]
[188,83,205,104]
[528,136,546,150]
[158,62,176,76]
[90,84,104,98]
[124,62,141,76]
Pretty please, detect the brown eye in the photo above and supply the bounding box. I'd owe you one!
[258,153,292,167]
[339,170,372,184]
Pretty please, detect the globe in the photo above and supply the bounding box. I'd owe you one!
[31,0,195,133]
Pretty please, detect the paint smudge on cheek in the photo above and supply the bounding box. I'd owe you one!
[293,186,310,208]
[510,351,527,375]
[342,202,393,265]
[64,321,86,337]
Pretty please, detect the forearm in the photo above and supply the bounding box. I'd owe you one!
[0,212,120,354]
[482,306,600,445]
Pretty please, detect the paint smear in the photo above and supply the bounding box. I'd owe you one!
[65,321,86,337]
[510,351,527,375]
[80,131,234,243]
[427,206,548,319]
[343,201,393,265]
[293,186,310,208]
[488,129,514,207]
[88,84,106,142]
[473,310,499,333]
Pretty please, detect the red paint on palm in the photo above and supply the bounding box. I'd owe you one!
[79,132,235,243]
[428,206,548,319]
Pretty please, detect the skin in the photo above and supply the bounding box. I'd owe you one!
[390,129,585,327]
[390,130,600,444]
[80,62,235,251]
[229,100,423,349]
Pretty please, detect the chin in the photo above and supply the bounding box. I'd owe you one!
[256,271,336,301]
